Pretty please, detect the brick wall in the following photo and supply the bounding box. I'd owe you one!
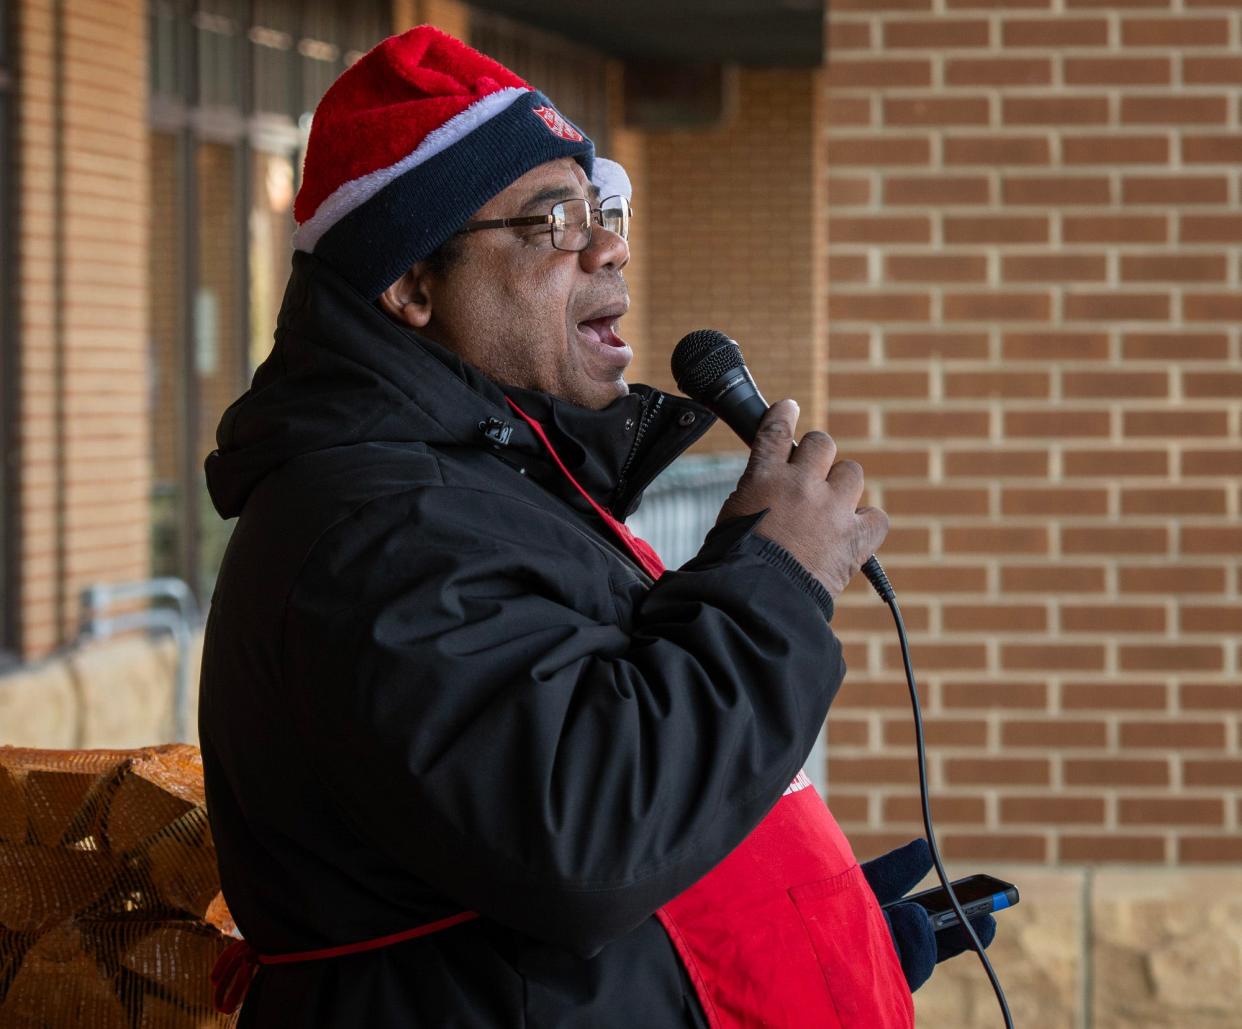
[823,0,1242,866]
[643,68,827,449]
[16,0,150,659]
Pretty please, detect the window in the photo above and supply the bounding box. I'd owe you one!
[0,0,17,661]
[146,0,387,604]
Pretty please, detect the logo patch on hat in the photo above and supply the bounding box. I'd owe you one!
[532,105,584,143]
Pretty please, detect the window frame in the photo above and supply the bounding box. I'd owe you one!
[0,0,19,665]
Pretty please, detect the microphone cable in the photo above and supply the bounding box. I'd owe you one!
[861,555,1014,1029]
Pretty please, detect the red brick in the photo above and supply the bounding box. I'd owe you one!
[884,19,990,48]
[879,564,989,593]
[822,792,869,823]
[1122,94,1227,124]
[942,679,1048,709]
[1003,96,1109,125]
[833,676,929,711]
[943,372,1050,399]
[887,332,989,361]
[943,292,1051,321]
[943,834,1047,862]
[1119,645,1224,673]
[1121,565,1226,594]
[827,757,922,785]
[1002,255,1107,282]
[883,97,990,126]
[828,254,870,283]
[1120,720,1227,749]
[1180,837,1242,864]
[1182,684,1242,710]
[828,331,871,361]
[1121,254,1227,282]
[1001,720,1107,748]
[1124,410,1229,437]
[826,176,872,206]
[883,176,990,205]
[946,758,1050,787]
[835,599,929,633]
[1184,294,1242,321]
[882,718,989,748]
[943,135,1050,165]
[1001,487,1108,515]
[832,0,932,9]
[1120,797,1223,827]
[1060,835,1166,863]
[941,602,1048,630]
[823,408,873,439]
[825,60,934,89]
[948,0,1051,7]
[840,449,930,478]
[830,370,929,398]
[1003,176,1112,206]
[1123,175,1229,204]
[944,449,1049,477]
[1065,759,1170,787]
[1062,135,1170,165]
[824,718,871,746]
[1063,449,1169,477]
[886,410,991,438]
[1061,605,1167,634]
[1181,606,1242,634]
[1063,293,1170,321]
[829,215,932,243]
[1063,57,1171,85]
[1000,795,1104,826]
[882,794,986,825]
[850,833,937,862]
[1182,135,1242,163]
[944,216,1049,244]
[944,57,1051,86]
[1002,18,1108,47]
[826,21,872,49]
[884,486,990,516]
[1063,371,1170,397]
[1002,332,1109,361]
[1004,408,1111,438]
[1184,760,1242,787]
[1062,682,1167,711]
[1121,17,1230,47]
[1002,644,1106,671]
[1122,488,1227,516]
[1063,215,1168,243]
[824,95,873,127]
[825,136,932,165]
[1176,527,1242,553]
[1184,58,1242,85]
[886,254,988,283]
[1062,526,1168,554]
[1183,449,1242,476]
[1180,215,1242,243]
[827,292,931,321]
[1123,333,1228,361]
[1001,564,1106,593]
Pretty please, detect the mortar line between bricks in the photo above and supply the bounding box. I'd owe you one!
[1081,866,1093,1029]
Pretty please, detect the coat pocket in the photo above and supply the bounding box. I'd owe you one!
[788,865,915,1029]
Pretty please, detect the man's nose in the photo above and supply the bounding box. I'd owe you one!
[580,224,629,273]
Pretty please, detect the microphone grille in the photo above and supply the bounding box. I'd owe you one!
[671,329,745,397]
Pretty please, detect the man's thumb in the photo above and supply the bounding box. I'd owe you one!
[748,399,799,465]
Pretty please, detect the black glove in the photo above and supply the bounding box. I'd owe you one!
[860,838,997,993]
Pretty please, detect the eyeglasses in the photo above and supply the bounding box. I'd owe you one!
[457,195,632,252]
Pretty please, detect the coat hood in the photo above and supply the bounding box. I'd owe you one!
[204,251,713,520]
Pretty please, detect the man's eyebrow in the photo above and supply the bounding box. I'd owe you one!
[518,184,595,214]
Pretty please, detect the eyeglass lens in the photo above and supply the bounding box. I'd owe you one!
[550,197,630,251]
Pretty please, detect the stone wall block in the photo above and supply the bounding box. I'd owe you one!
[0,661,79,747]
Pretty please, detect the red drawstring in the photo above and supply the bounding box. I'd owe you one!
[504,398,667,580]
[210,911,481,1014]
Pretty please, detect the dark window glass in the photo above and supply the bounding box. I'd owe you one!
[195,0,244,110]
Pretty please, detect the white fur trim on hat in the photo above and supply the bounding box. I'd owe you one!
[590,157,631,201]
[292,86,529,253]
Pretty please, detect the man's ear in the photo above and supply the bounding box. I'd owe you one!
[377,262,435,328]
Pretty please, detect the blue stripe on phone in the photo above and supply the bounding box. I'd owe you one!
[990,891,1011,912]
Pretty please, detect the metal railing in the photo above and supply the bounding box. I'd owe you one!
[79,578,200,742]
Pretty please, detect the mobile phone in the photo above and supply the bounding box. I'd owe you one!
[881,874,1019,932]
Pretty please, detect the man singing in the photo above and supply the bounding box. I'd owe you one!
[201,25,992,1027]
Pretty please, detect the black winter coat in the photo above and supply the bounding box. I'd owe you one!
[199,250,847,1027]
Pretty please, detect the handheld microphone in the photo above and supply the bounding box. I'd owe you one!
[670,327,1013,1029]
[670,328,893,600]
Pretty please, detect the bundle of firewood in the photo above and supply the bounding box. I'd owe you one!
[0,745,238,1027]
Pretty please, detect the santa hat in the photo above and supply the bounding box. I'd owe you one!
[292,25,631,300]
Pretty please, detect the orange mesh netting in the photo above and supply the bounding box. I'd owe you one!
[0,745,239,1027]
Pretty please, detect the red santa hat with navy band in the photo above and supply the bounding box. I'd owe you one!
[292,25,631,301]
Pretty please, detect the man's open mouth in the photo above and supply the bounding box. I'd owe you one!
[577,316,625,347]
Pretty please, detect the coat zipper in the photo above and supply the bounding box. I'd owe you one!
[614,391,663,509]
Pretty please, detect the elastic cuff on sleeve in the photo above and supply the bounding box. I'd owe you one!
[755,538,834,622]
